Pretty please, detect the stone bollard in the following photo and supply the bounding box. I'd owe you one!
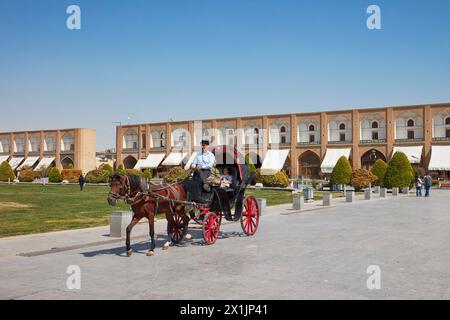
[402,187,409,195]
[323,192,332,206]
[380,187,387,198]
[392,187,399,196]
[292,194,304,210]
[256,198,266,216]
[346,190,355,202]
[110,211,133,238]
[364,188,372,200]
[374,186,380,193]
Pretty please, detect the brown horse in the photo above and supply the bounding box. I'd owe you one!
[107,174,191,257]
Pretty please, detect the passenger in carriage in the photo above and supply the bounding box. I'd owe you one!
[220,167,234,188]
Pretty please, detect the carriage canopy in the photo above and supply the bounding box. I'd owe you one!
[210,145,249,182]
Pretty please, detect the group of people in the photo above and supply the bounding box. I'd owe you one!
[415,174,432,197]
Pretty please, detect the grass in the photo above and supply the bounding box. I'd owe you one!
[0,184,343,238]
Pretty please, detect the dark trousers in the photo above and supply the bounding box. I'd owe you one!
[193,169,211,184]
[425,185,430,197]
[80,183,84,191]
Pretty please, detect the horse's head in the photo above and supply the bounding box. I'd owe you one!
[107,174,130,206]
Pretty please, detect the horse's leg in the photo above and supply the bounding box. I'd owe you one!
[125,216,140,257]
[147,215,155,256]
[162,212,171,250]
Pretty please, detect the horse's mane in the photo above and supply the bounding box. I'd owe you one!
[127,174,145,192]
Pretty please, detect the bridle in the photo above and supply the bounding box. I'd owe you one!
[109,175,133,203]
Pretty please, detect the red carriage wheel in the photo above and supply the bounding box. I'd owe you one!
[202,211,221,245]
[240,195,259,236]
[168,214,187,243]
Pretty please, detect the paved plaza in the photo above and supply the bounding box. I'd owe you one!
[0,190,449,299]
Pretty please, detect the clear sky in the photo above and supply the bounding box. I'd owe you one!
[1,0,449,150]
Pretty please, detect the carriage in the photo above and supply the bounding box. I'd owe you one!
[168,145,260,245]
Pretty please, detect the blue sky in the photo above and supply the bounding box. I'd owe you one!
[1,0,449,149]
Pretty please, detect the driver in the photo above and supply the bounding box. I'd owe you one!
[191,139,215,192]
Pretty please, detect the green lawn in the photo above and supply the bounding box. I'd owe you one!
[0,184,343,238]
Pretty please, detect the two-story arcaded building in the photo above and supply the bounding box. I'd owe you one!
[115,102,450,179]
[0,128,96,173]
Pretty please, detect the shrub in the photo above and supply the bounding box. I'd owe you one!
[125,169,143,176]
[114,164,126,175]
[18,167,39,182]
[143,169,152,180]
[99,164,113,175]
[371,159,388,186]
[164,167,190,183]
[0,161,15,182]
[61,169,83,183]
[330,156,352,185]
[255,169,290,188]
[351,169,377,191]
[67,163,74,169]
[85,169,110,183]
[48,167,62,183]
[383,152,414,189]
[36,165,53,178]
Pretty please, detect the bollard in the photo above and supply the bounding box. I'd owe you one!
[292,194,304,210]
[256,198,266,216]
[392,187,399,196]
[346,190,355,202]
[323,192,332,206]
[380,187,387,198]
[374,186,380,193]
[364,188,372,200]
[402,187,409,195]
[110,211,133,238]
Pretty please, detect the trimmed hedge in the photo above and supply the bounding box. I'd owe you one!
[330,156,352,185]
[164,167,190,183]
[114,164,126,175]
[85,169,110,183]
[0,161,15,182]
[125,169,143,176]
[255,169,290,188]
[370,159,388,186]
[99,164,113,175]
[18,167,39,182]
[61,169,83,183]
[48,167,62,183]
[383,151,414,189]
[351,169,377,191]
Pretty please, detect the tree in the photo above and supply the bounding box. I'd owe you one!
[383,151,414,189]
[330,156,352,185]
[48,167,62,183]
[351,169,377,191]
[143,169,152,181]
[114,164,126,175]
[99,164,113,175]
[371,159,388,186]
[0,161,15,182]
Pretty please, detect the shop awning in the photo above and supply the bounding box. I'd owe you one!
[320,148,351,173]
[0,155,10,164]
[135,153,166,170]
[428,146,450,171]
[34,157,55,171]
[260,149,290,175]
[17,156,40,170]
[184,152,199,170]
[392,146,423,164]
[162,152,188,166]
[8,157,24,170]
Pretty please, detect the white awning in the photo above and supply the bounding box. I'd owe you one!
[17,156,40,170]
[320,148,351,173]
[34,157,55,171]
[260,149,290,175]
[0,155,10,164]
[135,153,166,169]
[428,146,450,170]
[184,152,199,170]
[162,152,188,166]
[392,146,423,164]
[8,157,24,170]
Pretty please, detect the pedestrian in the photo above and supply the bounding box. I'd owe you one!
[424,173,432,197]
[415,176,423,197]
[78,174,85,191]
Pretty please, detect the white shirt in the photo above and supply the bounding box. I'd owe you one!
[191,150,215,169]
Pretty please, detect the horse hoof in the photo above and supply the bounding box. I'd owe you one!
[126,250,132,257]
[185,234,193,240]
[162,244,169,250]
[146,251,155,256]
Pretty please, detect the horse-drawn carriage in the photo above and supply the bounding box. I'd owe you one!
[108,145,260,256]
[169,145,260,245]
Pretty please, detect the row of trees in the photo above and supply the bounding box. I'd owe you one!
[330,151,415,190]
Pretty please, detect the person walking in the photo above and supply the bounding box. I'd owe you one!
[78,174,85,191]
[424,173,432,197]
[415,176,423,197]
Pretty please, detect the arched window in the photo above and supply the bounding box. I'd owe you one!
[0,137,10,153]
[29,136,40,153]
[407,119,415,127]
[339,123,346,130]
[14,137,24,153]
[61,133,75,151]
[446,117,450,125]
[123,130,138,150]
[160,132,165,147]
[371,121,379,129]
[309,125,315,132]
[44,135,56,152]
[280,126,286,133]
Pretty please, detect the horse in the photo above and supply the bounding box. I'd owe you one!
[107,173,192,257]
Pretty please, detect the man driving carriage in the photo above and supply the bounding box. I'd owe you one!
[191,139,215,191]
